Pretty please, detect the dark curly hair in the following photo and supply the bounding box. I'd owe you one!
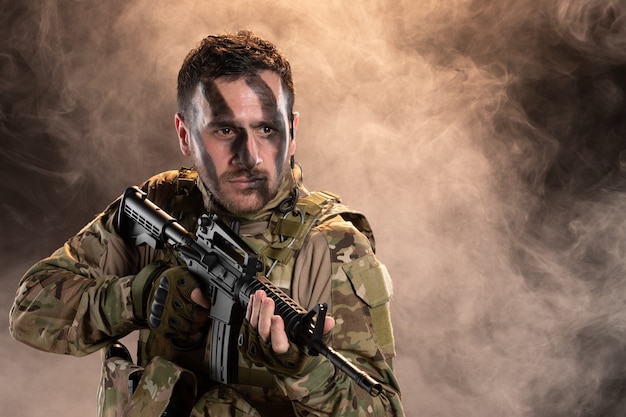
[177,30,295,121]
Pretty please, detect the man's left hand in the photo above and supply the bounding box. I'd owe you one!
[245,289,335,353]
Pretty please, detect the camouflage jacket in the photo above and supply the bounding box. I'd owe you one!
[10,168,404,416]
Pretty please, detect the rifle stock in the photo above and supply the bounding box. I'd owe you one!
[118,186,382,396]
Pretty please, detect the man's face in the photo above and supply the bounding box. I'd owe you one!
[176,70,297,214]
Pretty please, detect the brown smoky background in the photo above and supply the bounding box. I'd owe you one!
[3,0,626,416]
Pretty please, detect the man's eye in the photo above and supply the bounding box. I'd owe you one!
[217,127,234,136]
[260,126,274,135]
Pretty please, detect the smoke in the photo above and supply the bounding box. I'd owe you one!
[2,0,626,416]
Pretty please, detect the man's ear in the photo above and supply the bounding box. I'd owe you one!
[175,113,192,156]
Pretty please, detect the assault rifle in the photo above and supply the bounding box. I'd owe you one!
[117,186,383,396]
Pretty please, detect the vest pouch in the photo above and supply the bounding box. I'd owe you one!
[98,344,144,417]
[342,254,396,358]
[98,345,197,417]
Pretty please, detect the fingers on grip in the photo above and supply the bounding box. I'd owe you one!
[148,268,206,340]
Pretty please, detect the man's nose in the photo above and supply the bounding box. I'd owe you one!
[234,131,261,168]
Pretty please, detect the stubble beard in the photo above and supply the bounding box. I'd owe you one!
[198,163,290,215]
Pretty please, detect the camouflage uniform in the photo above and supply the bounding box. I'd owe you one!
[10,167,404,416]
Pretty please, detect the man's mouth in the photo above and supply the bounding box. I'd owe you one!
[227,176,266,190]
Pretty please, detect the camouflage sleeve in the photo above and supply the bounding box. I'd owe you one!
[9,200,145,356]
[275,218,405,416]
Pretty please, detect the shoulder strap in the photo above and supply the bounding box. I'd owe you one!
[168,168,204,231]
[260,190,375,265]
[260,191,339,265]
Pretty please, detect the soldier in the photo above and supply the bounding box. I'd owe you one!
[9,30,404,416]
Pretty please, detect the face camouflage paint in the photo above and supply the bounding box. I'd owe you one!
[244,74,289,175]
[187,72,293,214]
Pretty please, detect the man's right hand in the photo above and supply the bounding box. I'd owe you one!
[132,263,210,342]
